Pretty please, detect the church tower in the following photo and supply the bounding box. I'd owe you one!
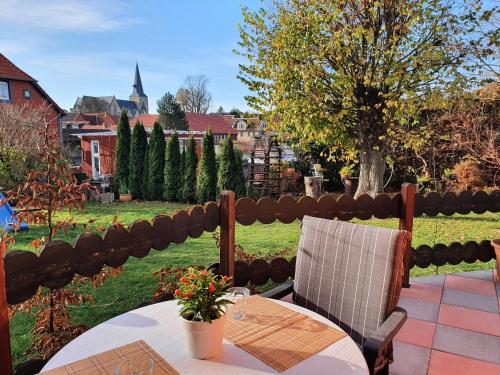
[129,63,148,114]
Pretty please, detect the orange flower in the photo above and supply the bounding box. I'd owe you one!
[189,273,196,279]
[180,276,189,284]
[223,276,229,281]
[201,270,208,276]
[183,292,192,299]
[174,289,181,297]
[208,284,215,293]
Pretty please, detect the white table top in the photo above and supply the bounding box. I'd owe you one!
[42,299,368,374]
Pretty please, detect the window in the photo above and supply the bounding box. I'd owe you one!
[23,89,31,99]
[0,81,9,102]
[90,140,100,178]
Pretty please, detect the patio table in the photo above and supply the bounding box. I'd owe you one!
[41,299,369,374]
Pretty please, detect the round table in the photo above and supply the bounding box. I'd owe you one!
[42,299,368,374]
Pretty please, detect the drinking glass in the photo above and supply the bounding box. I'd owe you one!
[227,287,250,320]
[115,354,153,375]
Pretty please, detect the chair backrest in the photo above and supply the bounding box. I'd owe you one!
[293,215,409,346]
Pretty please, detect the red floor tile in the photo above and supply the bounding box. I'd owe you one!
[394,318,436,348]
[428,350,500,375]
[438,304,500,337]
[400,282,443,303]
[444,275,496,296]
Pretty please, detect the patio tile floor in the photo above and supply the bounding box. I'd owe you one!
[392,270,500,374]
[279,269,500,373]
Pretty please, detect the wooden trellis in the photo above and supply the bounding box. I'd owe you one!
[248,135,283,198]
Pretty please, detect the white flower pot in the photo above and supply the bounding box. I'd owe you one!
[182,313,227,359]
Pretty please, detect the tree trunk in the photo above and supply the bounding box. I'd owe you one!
[355,148,385,197]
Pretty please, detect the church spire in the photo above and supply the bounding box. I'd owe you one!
[130,63,145,97]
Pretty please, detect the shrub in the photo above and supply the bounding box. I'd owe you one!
[196,131,217,203]
[146,122,166,200]
[128,122,148,199]
[453,159,486,190]
[164,132,181,201]
[182,137,197,203]
[115,111,131,193]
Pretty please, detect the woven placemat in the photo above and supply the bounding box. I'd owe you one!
[40,340,179,374]
[224,295,347,372]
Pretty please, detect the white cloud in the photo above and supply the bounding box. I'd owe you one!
[0,0,140,32]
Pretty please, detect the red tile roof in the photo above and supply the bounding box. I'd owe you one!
[131,113,236,134]
[0,53,65,115]
[0,53,35,81]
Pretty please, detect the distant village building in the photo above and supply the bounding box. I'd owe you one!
[0,53,65,140]
[72,63,148,118]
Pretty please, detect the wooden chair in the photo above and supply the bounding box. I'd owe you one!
[262,216,411,375]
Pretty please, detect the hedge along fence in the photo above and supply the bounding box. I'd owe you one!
[0,185,499,373]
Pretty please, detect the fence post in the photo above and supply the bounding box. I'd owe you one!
[0,252,13,375]
[399,183,416,288]
[219,191,235,280]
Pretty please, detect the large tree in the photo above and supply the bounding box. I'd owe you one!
[164,132,181,201]
[238,0,496,196]
[176,75,212,113]
[196,131,217,203]
[128,121,148,199]
[157,92,188,130]
[182,136,198,203]
[146,122,166,200]
[115,110,131,193]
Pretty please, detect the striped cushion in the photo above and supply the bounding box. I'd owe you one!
[293,215,403,345]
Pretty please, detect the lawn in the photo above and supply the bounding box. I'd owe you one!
[7,201,499,365]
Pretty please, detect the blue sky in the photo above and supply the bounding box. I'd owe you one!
[0,0,263,113]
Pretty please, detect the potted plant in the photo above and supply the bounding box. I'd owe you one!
[339,165,358,194]
[175,267,233,359]
[119,187,132,202]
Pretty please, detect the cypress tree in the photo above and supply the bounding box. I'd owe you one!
[128,122,148,199]
[115,110,131,193]
[217,136,236,194]
[233,148,246,199]
[146,122,166,200]
[142,143,149,198]
[196,131,217,203]
[164,132,181,201]
[182,136,197,203]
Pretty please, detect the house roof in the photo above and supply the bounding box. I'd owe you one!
[131,113,237,134]
[0,53,35,81]
[116,99,140,112]
[63,112,118,128]
[0,53,65,115]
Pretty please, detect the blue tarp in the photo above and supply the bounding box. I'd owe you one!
[0,191,28,232]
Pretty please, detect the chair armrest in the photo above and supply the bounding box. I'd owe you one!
[260,282,293,300]
[363,307,407,374]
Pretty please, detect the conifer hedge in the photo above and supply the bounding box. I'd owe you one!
[164,132,181,201]
[217,136,236,194]
[146,122,166,200]
[182,136,197,203]
[196,131,217,203]
[128,122,148,199]
[115,110,131,193]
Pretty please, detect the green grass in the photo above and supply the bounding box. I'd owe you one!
[7,201,499,364]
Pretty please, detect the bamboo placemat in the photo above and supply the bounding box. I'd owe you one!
[40,340,179,374]
[224,295,347,372]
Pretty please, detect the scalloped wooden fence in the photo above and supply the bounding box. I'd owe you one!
[1,185,499,374]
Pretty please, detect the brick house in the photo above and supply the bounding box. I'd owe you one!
[0,53,65,140]
[75,113,237,179]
